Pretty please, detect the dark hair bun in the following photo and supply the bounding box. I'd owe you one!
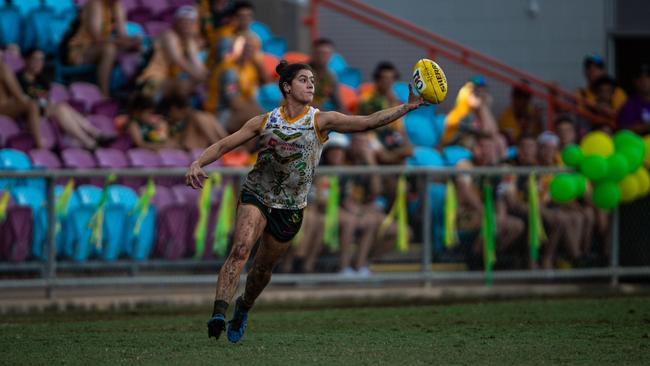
[275,60,289,76]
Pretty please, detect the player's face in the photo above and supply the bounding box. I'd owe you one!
[289,70,315,104]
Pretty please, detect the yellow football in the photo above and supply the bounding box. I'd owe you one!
[412,59,448,104]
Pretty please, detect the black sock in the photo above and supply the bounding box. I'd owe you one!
[238,295,253,312]
[212,300,229,317]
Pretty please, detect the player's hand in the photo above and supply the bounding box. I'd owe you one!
[186,161,208,189]
[407,83,426,109]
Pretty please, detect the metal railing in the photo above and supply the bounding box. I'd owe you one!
[1,166,648,295]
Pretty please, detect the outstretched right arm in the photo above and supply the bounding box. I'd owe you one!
[186,114,264,188]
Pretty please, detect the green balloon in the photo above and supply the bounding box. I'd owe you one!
[561,144,584,167]
[614,130,645,152]
[580,155,609,181]
[606,153,629,182]
[593,181,621,210]
[618,146,643,173]
[573,174,588,197]
[550,174,577,203]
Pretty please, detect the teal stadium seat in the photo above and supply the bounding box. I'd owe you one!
[327,53,347,76]
[337,67,361,89]
[68,185,103,262]
[256,83,283,112]
[407,146,444,167]
[442,145,472,166]
[0,3,20,47]
[404,113,439,147]
[108,185,155,261]
[250,21,272,44]
[22,5,57,54]
[262,37,287,58]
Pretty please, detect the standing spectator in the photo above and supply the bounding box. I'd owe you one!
[0,59,43,148]
[498,82,543,144]
[357,61,413,165]
[61,0,141,96]
[204,35,263,133]
[441,76,506,159]
[159,93,227,151]
[588,75,619,131]
[577,54,627,115]
[199,0,235,46]
[137,6,207,99]
[617,64,650,135]
[309,38,343,112]
[19,49,112,150]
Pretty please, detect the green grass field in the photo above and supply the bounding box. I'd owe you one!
[1,296,649,365]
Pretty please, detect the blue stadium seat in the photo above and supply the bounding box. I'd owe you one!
[250,21,272,44]
[0,149,41,189]
[404,113,439,147]
[22,6,57,54]
[442,145,472,166]
[262,37,287,58]
[0,4,21,48]
[428,182,446,251]
[337,67,361,89]
[54,184,80,258]
[49,15,72,51]
[107,185,155,261]
[506,145,518,160]
[44,0,74,17]
[407,146,444,167]
[327,53,347,76]
[126,21,150,51]
[10,186,46,260]
[67,185,103,262]
[392,81,409,103]
[11,0,40,15]
[256,83,283,112]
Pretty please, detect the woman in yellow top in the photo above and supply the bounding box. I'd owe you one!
[204,34,263,133]
[137,6,207,100]
[63,0,141,96]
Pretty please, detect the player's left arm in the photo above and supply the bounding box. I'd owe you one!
[317,84,425,135]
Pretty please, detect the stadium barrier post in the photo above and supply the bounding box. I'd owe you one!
[45,176,56,299]
[610,207,620,286]
[422,172,433,287]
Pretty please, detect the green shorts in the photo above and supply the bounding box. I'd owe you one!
[239,189,304,243]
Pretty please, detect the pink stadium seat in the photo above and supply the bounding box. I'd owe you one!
[0,192,32,262]
[95,148,129,169]
[144,20,169,38]
[91,100,120,118]
[49,83,70,104]
[28,149,62,169]
[0,116,21,147]
[69,82,105,113]
[2,52,24,73]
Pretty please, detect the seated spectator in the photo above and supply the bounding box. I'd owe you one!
[554,114,580,148]
[617,64,650,135]
[455,135,525,267]
[498,81,543,144]
[357,61,413,165]
[441,76,506,158]
[126,93,179,151]
[205,1,264,75]
[199,0,235,45]
[61,0,141,96]
[0,59,43,148]
[589,75,619,131]
[204,34,263,133]
[158,93,227,150]
[19,49,112,150]
[577,54,627,118]
[137,6,207,99]
[309,38,343,112]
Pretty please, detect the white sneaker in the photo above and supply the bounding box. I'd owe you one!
[340,267,356,277]
[357,266,372,277]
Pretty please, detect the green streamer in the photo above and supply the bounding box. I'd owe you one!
[481,182,496,287]
[379,176,409,253]
[131,178,156,236]
[88,174,117,249]
[444,180,458,248]
[0,191,9,223]
[528,174,547,263]
[194,173,220,259]
[55,179,75,234]
[323,176,340,251]
[213,181,236,257]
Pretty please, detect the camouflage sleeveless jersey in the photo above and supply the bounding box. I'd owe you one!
[242,105,327,209]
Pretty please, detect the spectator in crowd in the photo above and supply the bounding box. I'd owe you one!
[204,34,263,133]
[126,93,178,151]
[588,75,619,131]
[498,81,543,144]
[455,135,525,267]
[0,59,43,148]
[61,0,141,96]
[309,38,343,112]
[137,6,207,99]
[357,61,413,165]
[205,0,264,76]
[554,114,580,148]
[158,93,227,151]
[617,63,650,135]
[18,49,113,150]
[441,76,506,159]
[577,54,627,117]
[199,0,235,46]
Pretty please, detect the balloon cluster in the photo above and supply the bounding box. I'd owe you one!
[551,131,650,209]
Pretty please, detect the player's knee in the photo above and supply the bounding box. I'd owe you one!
[230,243,252,263]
